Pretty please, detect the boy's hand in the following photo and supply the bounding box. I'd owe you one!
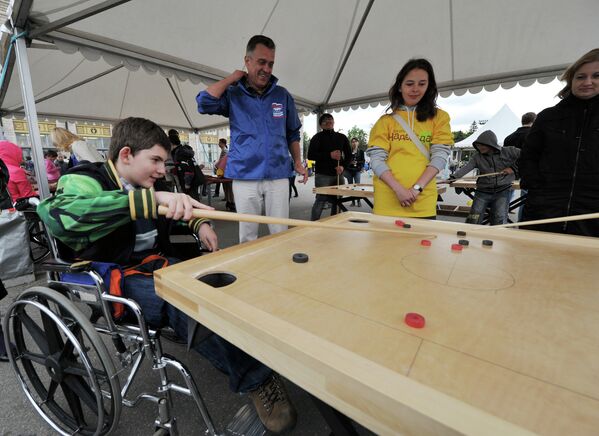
[155,191,213,221]
[198,222,218,251]
[501,168,514,175]
[330,150,342,160]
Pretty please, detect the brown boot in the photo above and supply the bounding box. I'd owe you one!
[249,373,297,434]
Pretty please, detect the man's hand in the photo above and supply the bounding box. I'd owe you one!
[501,167,514,175]
[198,222,218,251]
[335,165,344,175]
[154,191,213,221]
[330,150,341,161]
[295,161,308,184]
[230,69,247,83]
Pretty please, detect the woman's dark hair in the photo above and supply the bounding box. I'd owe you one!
[109,117,171,162]
[168,129,181,146]
[388,58,438,122]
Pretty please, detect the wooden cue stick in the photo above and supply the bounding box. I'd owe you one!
[485,211,599,230]
[439,171,506,184]
[157,205,436,238]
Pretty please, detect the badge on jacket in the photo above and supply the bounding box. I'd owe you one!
[272,103,284,118]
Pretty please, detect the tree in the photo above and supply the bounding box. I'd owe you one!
[467,121,478,134]
[302,131,311,160]
[346,126,369,150]
[452,130,468,142]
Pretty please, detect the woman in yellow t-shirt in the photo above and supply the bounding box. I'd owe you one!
[367,59,453,218]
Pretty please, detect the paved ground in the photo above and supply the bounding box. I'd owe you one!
[0,174,489,436]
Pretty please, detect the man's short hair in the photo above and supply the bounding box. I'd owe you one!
[108,117,171,162]
[219,138,227,145]
[246,35,276,55]
[351,137,359,142]
[318,113,334,125]
[521,112,536,125]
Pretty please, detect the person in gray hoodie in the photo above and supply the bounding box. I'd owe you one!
[450,130,520,224]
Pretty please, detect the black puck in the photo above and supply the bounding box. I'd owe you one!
[458,239,469,246]
[403,223,412,229]
[292,253,309,263]
[457,230,467,236]
[482,240,493,247]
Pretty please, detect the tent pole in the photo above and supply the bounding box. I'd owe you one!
[13,29,50,199]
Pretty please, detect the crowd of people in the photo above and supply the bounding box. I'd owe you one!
[0,34,597,433]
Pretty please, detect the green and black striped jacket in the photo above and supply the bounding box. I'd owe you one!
[37,160,208,265]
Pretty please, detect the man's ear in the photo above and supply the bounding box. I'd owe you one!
[118,146,133,164]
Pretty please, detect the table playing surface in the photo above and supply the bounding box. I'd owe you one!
[155,212,599,435]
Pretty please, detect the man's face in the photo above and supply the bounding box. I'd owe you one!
[351,139,359,148]
[121,144,167,188]
[244,44,275,91]
[476,144,492,154]
[321,117,334,130]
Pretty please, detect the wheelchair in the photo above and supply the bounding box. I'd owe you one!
[2,217,223,436]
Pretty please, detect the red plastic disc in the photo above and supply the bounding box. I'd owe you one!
[405,312,425,328]
[420,239,431,246]
[451,243,463,251]
[394,219,405,227]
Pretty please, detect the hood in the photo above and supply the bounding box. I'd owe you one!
[472,130,500,152]
[0,140,24,167]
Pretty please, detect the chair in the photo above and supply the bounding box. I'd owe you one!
[1,214,222,436]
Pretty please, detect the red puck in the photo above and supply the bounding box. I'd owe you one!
[395,219,405,227]
[451,243,463,251]
[405,312,425,328]
[420,239,431,246]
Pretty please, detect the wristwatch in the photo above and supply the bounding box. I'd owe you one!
[413,184,423,192]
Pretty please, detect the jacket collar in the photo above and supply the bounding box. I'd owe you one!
[105,160,123,190]
[239,75,279,97]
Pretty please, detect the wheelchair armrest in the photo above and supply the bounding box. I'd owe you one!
[38,259,93,274]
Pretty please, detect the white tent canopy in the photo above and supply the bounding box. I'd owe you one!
[454,104,520,148]
[1,0,599,131]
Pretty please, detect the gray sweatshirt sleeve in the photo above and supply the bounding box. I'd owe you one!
[452,158,477,179]
[365,146,390,177]
[428,143,451,171]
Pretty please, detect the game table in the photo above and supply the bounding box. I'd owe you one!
[313,183,447,213]
[155,212,599,435]
[202,174,232,206]
[450,179,526,222]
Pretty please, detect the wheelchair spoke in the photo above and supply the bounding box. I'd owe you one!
[20,350,47,366]
[18,310,50,355]
[63,374,100,414]
[45,380,59,402]
[63,360,108,382]
[40,310,65,354]
[61,379,86,427]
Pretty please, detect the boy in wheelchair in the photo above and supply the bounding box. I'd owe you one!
[36,117,297,434]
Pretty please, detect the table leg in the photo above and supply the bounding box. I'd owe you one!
[310,394,359,436]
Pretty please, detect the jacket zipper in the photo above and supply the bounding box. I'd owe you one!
[564,108,587,232]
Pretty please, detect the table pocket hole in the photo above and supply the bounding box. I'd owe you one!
[349,219,369,224]
[197,272,237,288]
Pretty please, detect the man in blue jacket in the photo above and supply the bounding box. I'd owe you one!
[197,35,307,243]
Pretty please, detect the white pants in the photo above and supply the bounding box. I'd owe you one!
[232,179,289,243]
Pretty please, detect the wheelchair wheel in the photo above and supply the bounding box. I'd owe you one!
[3,286,122,435]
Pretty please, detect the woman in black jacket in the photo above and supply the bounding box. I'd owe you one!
[519,48,599,236]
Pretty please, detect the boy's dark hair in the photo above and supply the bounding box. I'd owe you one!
[521,112,536,125]
[44,149,58,159]
[109,117,171,162]
[219,138,227,145]
[388,58,438,122]
[318,113,333,126]
[246,35,276,54]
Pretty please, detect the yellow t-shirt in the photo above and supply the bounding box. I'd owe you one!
[368,109,453,217]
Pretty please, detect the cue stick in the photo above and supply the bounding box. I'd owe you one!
[157,206,436,238]
[486,211,599,230]
[438,171,506,184]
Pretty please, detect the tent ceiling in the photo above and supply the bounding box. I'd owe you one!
[2,0,598,130]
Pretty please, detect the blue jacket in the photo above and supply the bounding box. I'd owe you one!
[197,76,301,180]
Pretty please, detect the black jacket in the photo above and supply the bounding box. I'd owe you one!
[347,148,366,171]
[503,126,531,149]
[307,130,352,176]
[0,158,12,209]
[519,94,599,236]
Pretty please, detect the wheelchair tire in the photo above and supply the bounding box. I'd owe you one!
[3,286,122,435]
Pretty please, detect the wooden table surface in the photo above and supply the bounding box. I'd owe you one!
[155,212,599,435]
[314,183,447,197]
